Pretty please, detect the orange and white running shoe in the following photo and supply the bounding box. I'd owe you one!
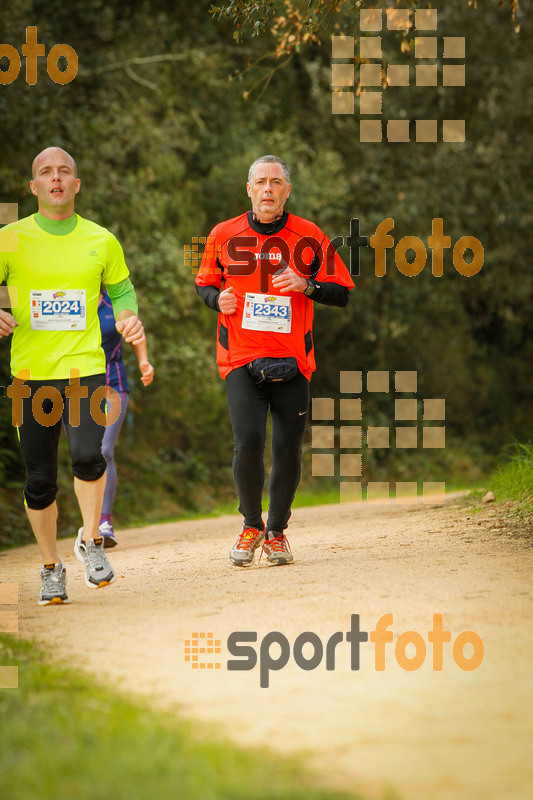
[229,524,265,567]
[261,532,294,566]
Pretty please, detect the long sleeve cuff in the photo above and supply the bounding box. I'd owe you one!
[308,281,350,307]
[105,277,138,316]
[195,283,220,311]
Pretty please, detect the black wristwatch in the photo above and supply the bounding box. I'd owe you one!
[304,279,317,297]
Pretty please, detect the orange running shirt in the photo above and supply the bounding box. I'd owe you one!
[195,211,354,379]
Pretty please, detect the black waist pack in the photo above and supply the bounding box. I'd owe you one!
[247,357,298,384]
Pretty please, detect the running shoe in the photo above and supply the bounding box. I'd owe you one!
[229,524,265,567]
[74,528,116,588]
[99,520,118,549]
[38,560,70,606]
[261,532,294,566]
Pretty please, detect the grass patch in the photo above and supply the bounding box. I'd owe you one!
[463,443,533,517]
[143,481,475,527]
[490,442,533,514]
[0,634,362,800]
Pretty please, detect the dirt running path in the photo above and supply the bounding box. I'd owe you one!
[2,497,532,800]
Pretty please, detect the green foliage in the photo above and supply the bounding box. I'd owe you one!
[0,0,530,546]
[491,443,533,510]
[210,0,520,50]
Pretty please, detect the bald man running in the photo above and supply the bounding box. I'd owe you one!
[0,147,147,605]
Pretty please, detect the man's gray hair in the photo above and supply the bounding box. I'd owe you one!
[248,155,290,184]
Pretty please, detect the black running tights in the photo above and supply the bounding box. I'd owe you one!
[225,366,309,534]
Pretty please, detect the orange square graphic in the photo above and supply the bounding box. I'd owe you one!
[360,63,382,86]
[360,120,382,142]
[0,230,18,252]
[443,120,465,143]
[312,453,335,477]
[312,398,334,420]
[340,371,362,393]
[443,37,465,58]
[367,482,390,501]
[423,482,446,504]
[0,203,18,224]
[395,482,418,504]
[415,9,437,30]
[415,37,437,59]
[0,583,18,603]
[0,286,18,308]
[332,35,354,58]
[185,633,221,669]
[312,426,335,449]
[332,92,354,115]
[416,120,438,142]
[0,666,18,689]
[340,426,362,448]
[387,9,411,30]
[395,399,417,420]
[423,398,445,420]
[340,482,363,503]
[367,371,389,392]
[396,427,418,448]
[443,65,465,86]
[395,371,417,392]
[423,426,445,448]
[332,64,354,87]
[0,610,18,633]
[360,92,382,115]
[360,37,382,59]
[340,454,362,476]
[387,65,410,86]
[416,65,437,86]
[340,399,362,420]
[360,10,382,31]
[367,427,389,448]
[387,120,410,142]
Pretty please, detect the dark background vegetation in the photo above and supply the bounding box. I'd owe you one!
[0,0,529,545]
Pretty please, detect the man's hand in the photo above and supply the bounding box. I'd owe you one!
[138,360,154,387]
[0,309,18,338]
[272,266,308,294]
[115,314,145,345]
[218,286,237,314]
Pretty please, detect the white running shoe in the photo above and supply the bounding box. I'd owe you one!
[38,560,71,606]
[74,528,116,589]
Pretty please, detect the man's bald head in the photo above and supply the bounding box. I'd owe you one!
[32,147,77,179]
[30,146,81,219]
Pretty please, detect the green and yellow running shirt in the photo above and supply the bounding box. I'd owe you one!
[0,213,130,380]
